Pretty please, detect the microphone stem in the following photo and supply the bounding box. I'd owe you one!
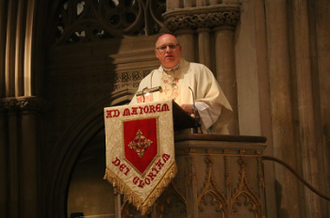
[188,87,198,133]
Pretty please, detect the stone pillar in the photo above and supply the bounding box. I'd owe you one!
[196,0,207,6]
[291,0,321,216]
[265,0,301,216]
[0,105,7,218]
[19,98,39,218]
[185,156,199,218]
[0,0,6,97]
[209,0,219,5]
[166,1,181,10]
[7,102,20,218]
[197,28,211,69]
[214,26,238,135]
[314,0,330,214]
[176,29,195,62]
[183,0,193,7]
[5,0,18,97]
[15,0,26,96]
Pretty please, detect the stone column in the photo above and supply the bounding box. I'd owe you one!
[0,0,6,97]
[196,0,207,6]
[185,156,198,218]
[166,1,181,10]
[0,105,7,218]
[5,0,18,97]
[176,29,195,62]
[197,28,211,69]
[183,0,193,7]
[7,101,20,218]
[15,0,26,96]
[315,0,330,214]
[19,98,39,218]
[214,26,238,134]
[291,0,321,216]
[209,0,219,5]
[265,0,301,216]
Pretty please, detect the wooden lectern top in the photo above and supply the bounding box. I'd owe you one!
[172,100,198,131]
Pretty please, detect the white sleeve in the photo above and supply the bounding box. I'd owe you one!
[195,102,222,130]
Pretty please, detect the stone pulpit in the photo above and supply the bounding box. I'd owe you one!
[118,134,267,218]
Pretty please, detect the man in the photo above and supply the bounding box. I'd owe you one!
[130,33,232,134]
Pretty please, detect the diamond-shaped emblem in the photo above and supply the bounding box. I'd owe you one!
[124,118,158,174]
[128,129,153,158]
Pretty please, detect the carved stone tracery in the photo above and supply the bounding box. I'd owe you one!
[54,0,166,44]
[163,6,240,32]
[0,97,44,113]
[198,155,227,215]
[231,155,262,216]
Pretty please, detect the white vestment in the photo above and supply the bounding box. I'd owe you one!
[130,59,233,134]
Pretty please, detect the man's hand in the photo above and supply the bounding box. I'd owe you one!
[181,104,196,116]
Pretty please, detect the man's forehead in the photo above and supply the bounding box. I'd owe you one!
[156,34,178,45]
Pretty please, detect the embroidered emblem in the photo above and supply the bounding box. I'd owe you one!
[161,72,179,100]
[128,129,153,158]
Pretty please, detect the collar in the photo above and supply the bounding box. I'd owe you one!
[162,63,180,72]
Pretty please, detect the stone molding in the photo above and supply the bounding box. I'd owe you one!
[163,5,240,32]
[0,97,45,113]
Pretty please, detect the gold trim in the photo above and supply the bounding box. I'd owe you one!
[104,162,177,215]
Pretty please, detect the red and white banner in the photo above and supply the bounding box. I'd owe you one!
[103,100,177,215]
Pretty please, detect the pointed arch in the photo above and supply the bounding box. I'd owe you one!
[43,88,136,217]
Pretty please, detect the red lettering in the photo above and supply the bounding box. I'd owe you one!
[162,153,170,163]
[106,110,112,118]
[145,178,150,185]
[148,172,157,181]
[113,109,120,117]
[156,159,164,170]
[161,103,170,112]
[106,109,120,118]
[119,163,126,172]
[133,177,140,184]
[131,107,138,115]
[149,105,156,113]
[138,106,144,114]
[152,167,159,174]
[112,157,120,166]
[156,104,161,112]
[143,105,149,113]
[138,179,145,188]
[123,167,130,175]
[123,108,131,116]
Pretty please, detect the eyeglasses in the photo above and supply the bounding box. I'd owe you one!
[156,44,179,53]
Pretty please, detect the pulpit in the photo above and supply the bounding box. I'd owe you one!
[118,134,267,218]
[104,101,267,217]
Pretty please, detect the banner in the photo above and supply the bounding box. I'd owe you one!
[103,100,177,215]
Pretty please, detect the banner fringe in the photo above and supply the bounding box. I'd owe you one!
[104,162,177,215]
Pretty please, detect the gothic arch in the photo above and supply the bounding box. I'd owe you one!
[44,88,136,217]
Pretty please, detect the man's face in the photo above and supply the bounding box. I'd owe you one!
[155,34,182,69]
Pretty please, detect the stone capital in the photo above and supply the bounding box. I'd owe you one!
[163,5,240,32]
[0,97,46,113]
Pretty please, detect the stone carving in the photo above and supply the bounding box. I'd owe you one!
[114,70,150,90]
[0,98,44,113]
[163,9,240,32]
[155,183,187,217]
[231,156,262,216]
[197,156,227,215]
[54,0,166,44]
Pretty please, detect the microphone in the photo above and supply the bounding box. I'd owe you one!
[188,86,199,133]
[136,86,163,102]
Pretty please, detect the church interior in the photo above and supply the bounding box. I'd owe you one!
[0,0,329,217]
